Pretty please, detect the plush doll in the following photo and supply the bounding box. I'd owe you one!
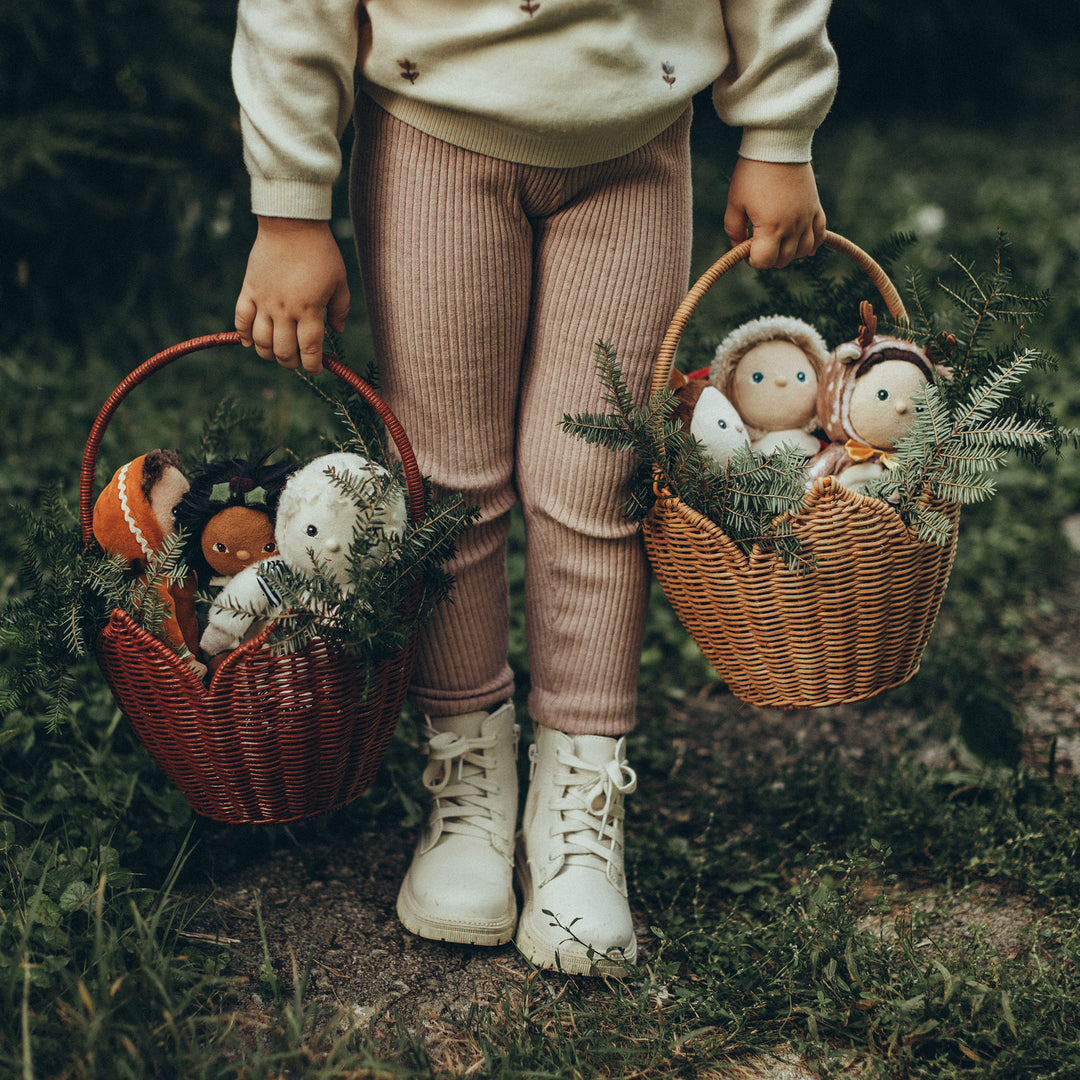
[688,385,750,466]
[667,366,709,432]
[710,315,829,456]
[199,451,409,661]
[92,449,204,675]
[807,303,943,491]
[174,455,296,588]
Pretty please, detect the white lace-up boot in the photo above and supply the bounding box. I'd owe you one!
[396,701,519,945]
[514,724,638,974]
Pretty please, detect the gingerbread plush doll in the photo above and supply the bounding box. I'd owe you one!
[174,455,296,589]
[92,449,204,674]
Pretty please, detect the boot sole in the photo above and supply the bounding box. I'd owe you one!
[396,879,517,947]
[513,846,637,976]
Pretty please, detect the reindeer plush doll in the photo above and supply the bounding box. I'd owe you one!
[807,302,942,491]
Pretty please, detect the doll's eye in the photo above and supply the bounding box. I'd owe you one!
[213,542,229,553]
[751,372,764,384]
[716,419,728,430]
[306,524,319,537]
[263,542,278,554]
[877,389,890,401]
[797,371,807,382]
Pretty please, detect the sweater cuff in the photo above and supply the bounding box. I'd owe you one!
[737,127,817,165]
[250,176,334,220]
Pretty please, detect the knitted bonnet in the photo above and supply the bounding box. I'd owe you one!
[709,315,830,438]
[92,450,181,570]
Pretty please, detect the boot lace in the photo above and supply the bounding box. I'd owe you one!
[422,728,510,843]
[536,743,638,873]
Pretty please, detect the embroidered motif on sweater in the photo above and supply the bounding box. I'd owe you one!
[520,1,540,14]
[397,58,419,84]
[661,62,676,87]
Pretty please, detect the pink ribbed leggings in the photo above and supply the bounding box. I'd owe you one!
[350,94,692,736]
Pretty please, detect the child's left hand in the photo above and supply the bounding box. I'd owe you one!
[724,158,827,270]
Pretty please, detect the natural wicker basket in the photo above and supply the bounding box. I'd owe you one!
[641,232,960,709]
[79,333,425,824]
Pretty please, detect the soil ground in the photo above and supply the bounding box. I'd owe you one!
[179,526,1080,1078]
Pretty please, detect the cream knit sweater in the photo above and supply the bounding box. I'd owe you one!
[233,0,838,219]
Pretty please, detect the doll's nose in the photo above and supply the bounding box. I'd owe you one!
[895,400,910,415]
[236,549,251,562]
[325,538,342,553]
[774,375,788,388]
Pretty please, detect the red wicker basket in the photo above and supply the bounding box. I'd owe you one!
[79,332,425,824]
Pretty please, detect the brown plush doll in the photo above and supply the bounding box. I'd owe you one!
[807,303,943,490]
[92,449,204,675]
[667,366,709,431]
[173,456,297,673]
[174,456,296,588]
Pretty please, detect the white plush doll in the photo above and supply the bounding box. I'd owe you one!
[710,315,829,456]
[199,451,408,660]
[688,385,750,466]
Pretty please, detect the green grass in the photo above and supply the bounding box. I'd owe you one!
[4,114,1080,1078]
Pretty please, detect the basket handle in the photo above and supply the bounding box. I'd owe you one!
[649,230,908,395]
[79,331,425,545]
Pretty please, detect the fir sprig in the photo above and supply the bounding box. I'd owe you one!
[195,398,268,465]
[562,341,686,466]
[297,334,388,461]
[873,351,1055,542]
[108,531,192,645]
[562,342,811,568]
[0,490,105,728]
[0,489,197,727]
[695,444,813,572]
[244,467,478,664]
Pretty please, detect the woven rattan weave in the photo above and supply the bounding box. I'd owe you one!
[641,233,959,709]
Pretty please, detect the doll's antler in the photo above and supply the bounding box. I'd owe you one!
[857,300,877,348]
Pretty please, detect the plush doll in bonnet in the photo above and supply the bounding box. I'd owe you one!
[199,451,409,661]
[710,315,829,456]
[807,303,942,491]
[92,449,204,675]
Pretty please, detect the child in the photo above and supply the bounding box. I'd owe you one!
[231,0,838,974]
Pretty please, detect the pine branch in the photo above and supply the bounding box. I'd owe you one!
[884,351,1054,540]
[0,487,114,727]
[298,341,389,460]
[562,345,814,568]
[196,398,268,464]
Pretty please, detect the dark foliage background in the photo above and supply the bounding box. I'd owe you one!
[0,1,246,354]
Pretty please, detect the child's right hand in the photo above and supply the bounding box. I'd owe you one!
[234,217,351,374]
